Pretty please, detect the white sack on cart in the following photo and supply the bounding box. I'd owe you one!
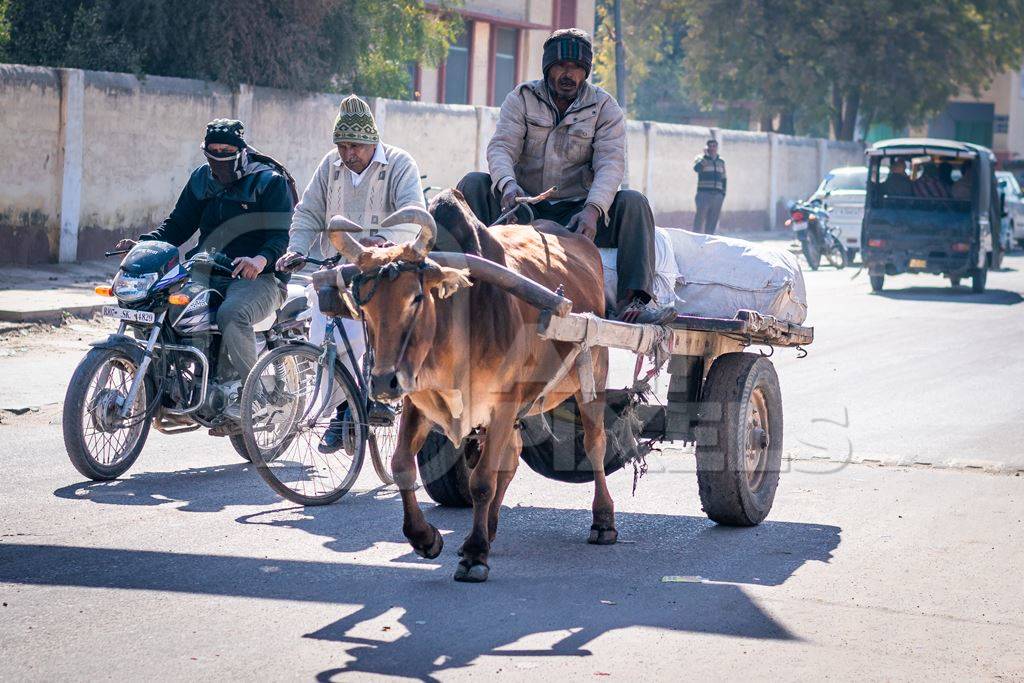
[664,229,807,324]
[598,228,807,324]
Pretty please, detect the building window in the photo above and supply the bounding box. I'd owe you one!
[406,62,421,100]
[554,0,577,29]
[491,27,519,106]
[442,22,472,104]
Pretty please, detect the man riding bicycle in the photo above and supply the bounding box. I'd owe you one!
[275,94,426,453]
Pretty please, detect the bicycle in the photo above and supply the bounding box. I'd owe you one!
[239,255,399,505]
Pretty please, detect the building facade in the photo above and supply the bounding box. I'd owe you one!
[414,0,595,107]
[918,65,1024,167]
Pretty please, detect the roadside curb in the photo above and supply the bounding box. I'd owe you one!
[0,305,104,324]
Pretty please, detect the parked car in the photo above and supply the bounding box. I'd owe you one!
[996,170,1024,250]
[811,166,871,262]
[862,138,999,293]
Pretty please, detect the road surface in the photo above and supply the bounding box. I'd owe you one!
[1,244,1022,680]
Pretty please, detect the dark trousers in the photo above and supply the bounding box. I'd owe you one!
[694,191,725,234]
[457,172,656,305]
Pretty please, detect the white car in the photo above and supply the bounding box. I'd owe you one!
[996,171,1024,250]
[811,166,872,262]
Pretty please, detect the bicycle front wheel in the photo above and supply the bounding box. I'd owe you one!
[241,343,367,505]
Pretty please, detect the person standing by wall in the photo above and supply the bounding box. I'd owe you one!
[693,139,726,234]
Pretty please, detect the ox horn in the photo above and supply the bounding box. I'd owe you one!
[327,214,367,263]
[382,206,436,259]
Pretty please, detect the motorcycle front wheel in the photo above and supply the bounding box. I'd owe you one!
[62,347,153,480]
[824,234,847,269]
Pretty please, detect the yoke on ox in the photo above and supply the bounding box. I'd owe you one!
[328,189,614,583]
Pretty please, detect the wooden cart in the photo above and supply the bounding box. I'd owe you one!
[416,307,813,527]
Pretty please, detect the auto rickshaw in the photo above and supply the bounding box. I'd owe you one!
[862,138,1000,293]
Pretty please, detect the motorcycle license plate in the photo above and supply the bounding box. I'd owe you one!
[909,258,927,269]
[102,305,155,324]
[792,221,808,232]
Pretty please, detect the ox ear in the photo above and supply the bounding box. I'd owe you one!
[425,266,471,299]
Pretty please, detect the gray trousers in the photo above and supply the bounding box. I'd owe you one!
[210,274,283,380]
[457,171,656,306]
[694,191,725,234]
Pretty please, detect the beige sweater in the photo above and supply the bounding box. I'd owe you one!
[288,144,425,256]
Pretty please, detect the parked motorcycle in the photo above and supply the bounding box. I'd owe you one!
[786,199,847,270]
[62,241,307,480]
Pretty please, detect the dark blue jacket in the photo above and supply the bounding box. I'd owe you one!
[140,163,293,283]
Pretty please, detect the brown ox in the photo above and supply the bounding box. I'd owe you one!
[329,188,614,582]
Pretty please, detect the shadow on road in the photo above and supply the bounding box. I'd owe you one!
[3,501,840,680]
[52,463,282,512]
[874,287,1023,305]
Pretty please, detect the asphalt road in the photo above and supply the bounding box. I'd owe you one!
[1,244,1023,680]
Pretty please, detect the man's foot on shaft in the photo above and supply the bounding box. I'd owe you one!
[616,298,676,325]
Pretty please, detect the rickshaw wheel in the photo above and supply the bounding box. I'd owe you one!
[695,353,783,527]
[972,265,987,293]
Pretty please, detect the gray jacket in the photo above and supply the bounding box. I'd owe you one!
[487,79,626,218]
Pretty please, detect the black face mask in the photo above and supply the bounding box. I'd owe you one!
[204,146,246,186]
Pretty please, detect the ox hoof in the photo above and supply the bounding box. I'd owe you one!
[453,559,490,583]
[413,526,444,560]
[588,525,618,545]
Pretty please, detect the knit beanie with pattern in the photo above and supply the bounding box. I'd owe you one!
[333,95,380,145]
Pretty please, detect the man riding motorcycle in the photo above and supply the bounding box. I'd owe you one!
[275,94,425,453]
[114,118,293,419]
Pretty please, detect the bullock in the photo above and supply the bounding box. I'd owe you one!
[328,188,614,582]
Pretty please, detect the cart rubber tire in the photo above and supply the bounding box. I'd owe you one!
[972,265,987,293]
[518,398,628,484]
[950,277,961,288]
[695,353,783,527]
[229,433,252,462]
[870,274,885,292]
[417,430,472,507]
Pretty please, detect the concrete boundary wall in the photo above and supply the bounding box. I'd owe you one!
[0,62,864,264]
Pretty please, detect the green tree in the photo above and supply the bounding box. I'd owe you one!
[592,0,705,124]
[1,0,457,98]
[682,0,1024,140]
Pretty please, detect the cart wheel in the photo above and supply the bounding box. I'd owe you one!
[971,264,987,293]
[695,353,783,526]
[950,277,961,288]
[416,430,472,507]
[869,274,884,292]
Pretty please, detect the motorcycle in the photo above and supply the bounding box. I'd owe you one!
[786,199,847,270]
[62,241,308,480]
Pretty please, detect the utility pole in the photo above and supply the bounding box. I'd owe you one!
[613,0,628,117]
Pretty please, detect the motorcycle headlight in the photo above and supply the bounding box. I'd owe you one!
[112,271,159,303]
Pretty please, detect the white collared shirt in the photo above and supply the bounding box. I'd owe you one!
[348,143,388,188]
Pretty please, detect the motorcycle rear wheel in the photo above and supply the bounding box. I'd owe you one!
[800,233,821,270]
[62,347,153,481]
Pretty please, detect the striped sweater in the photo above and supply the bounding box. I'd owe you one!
[694,154,727,194]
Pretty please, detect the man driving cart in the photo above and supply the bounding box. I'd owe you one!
[457,28,673,325]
